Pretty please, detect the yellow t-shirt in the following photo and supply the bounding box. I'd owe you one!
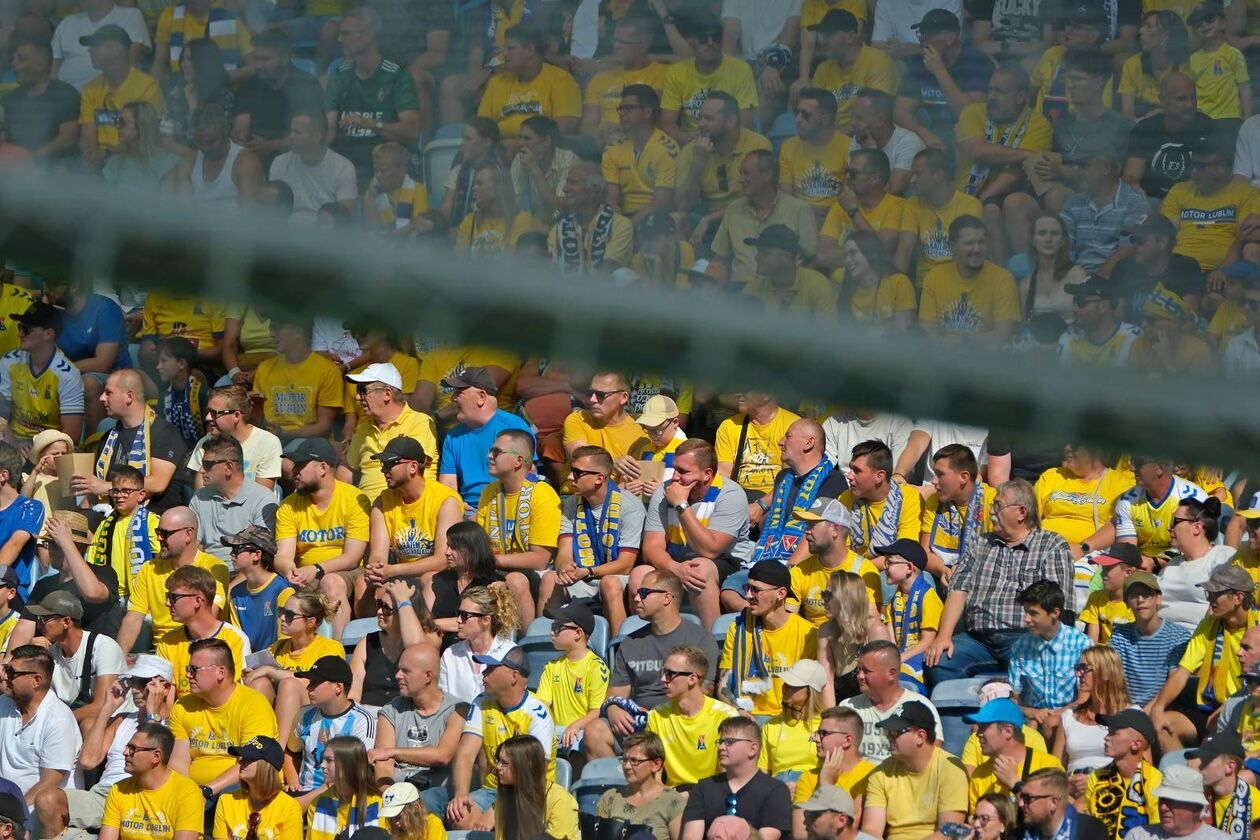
[275,480,372,567]
[379,480,463,559]
[840,486,923,559]
[743,267,840,318]
[168,684,280,786]
[1118,55,1183,114]
[80,67,164,150]
[158,621,252,698]
[584,63,669,126]
[222,303,275,357]
[779,133,852,208]
[0,611,18,656]
[342,353,420,415]
[101,770,205,840]
[846,273,917,323]
[953,104,1052,194]
[794,757,876,804]
[370,178,431,229]
[919,483,997,566]
[675,129,772,210]
[864,748,969,840]
[455,210,537,255]
[140,292,226,349]
[1162,177,1260,271]
[884,581,945,651]
[477,64,583,138]
[537,650,611,727]
[129,551,230,640]
[1079,591,1135,643]
[1209,299,1248,345]
[1143,0,1197,18]
[791,551,882,626]
[899,192,984,280]
[154,3,252,71]
[270,634,345,674]
[253,351,343,432]
[661,56,759,131]
[919,261,1022,336]
[415,344,521,414]
[1239,697,1260,752]
[1035,467,1134,546]
[87,509,161,598]
[822,192,906,243]
[495,786,579,840]
[720,613,819,716]
[646,696,740,786]
[1085,762,1162,840]
[601,129,679,214]
[562,410,650,461]
[802,0,868,26]
[475,478,563,553]
[214,788,305,840]
[345,404,440,501]
[960,726,1048,769]
[811,46,896,128]
[1189,42,1249,119]
[759,714,820,776]
[0,284,34,357]
[1180,612,1260,707]
[714,407,803,496]
[968,747,1063,812]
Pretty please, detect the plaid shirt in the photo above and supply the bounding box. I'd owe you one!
[1009,624,1093,708]
[948,528,1074,633]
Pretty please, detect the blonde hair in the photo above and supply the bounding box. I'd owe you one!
[390,797,434,840]
[285,591,339,625]
[241,758,283,803]
[461,585,518,638]
[1078,646,1131,716]
[822,571,872,675]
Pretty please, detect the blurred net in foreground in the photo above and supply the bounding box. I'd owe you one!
[3,170,1259,472]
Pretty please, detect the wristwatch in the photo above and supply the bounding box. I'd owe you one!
[200,785,214,800]
[314,564,326,581]
[1079,542,1091,555]
[673,501,689,515]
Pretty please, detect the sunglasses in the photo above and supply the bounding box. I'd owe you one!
[636,587,667,600]
[570,466,603,479]
[156,526,192,539]
[280,609,312,622]
[165,592,199,605]
[206,407,238,418]
[200,459,229,471]
[489,446,522,459]
[587,389,626,402]
[375,601,395,615]
[551,621,582,634]
[661,668,697,682]
[457,609,489,622]
[2,667,37,681]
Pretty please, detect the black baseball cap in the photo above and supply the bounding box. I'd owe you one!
[809,9,859,32]
[1063,275,1122,301]
[294,655,353,687]
[1189,0,1225,24]
[1067,5,1108,30]
[1092,543,1142,569]
[874,539,928,571]
[0,793,24,828]
[228,736,285,770]
[1099,709,1157,746]
[442,366,500,395]
[912,9,961,35]
[743,224,800,255]
[545,601,596,636]
[876,700,937,735]
[371,436,428,467]
[79,23,131,46]
[640,213,678,239]
[747,559,792,590]
[285,437,338,467]
[1189,732,1246,762]
[11,301,62,332]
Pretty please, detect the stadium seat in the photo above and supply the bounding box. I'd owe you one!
[711,611,738,642]
[589,615,610,660]
[291,58,318,77]
[423,139,462,193]
[340,617,379,648]
[556,756,573,790]
[435,123,464,141]
[1159,748,1191,772]
[618,615,648,637]
[519,617,560,690]
[766,111,797,153]
[572,758,626,815]
[681,613,702,626]
[929,677,986,758]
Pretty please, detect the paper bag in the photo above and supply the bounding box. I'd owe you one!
[55,453,96,496]
[636,461,665,500]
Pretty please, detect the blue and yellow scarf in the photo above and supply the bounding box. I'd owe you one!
[573,482,622,568]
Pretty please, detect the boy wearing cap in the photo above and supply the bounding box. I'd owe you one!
[1009,580,1093,724]
[877,539,942,687]
[1084,709,1163,840]
[363,435,462,597]
[251,314,342,441]
[920,444,995,579]
[1194,733,1259,838]
[860,700,968,840]
[214,736,304,839]
[1081,545,1141,643]
[1150,565,1260,754]
[623,394,687,499]
[0,303,84,445]
[340,362,438,502]
[718,559,818,717]
[537,601,610,755]
[286,655,376,806]
[793,497,881,625]
[225,525,295,651]
[965,697,1063,812]
[29,590,126,724]
[1108,573,1191,707]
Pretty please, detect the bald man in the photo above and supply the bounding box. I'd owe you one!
[72,369,189,513]
[1123,73,1214,200]
[720,418,849,613]
[115,506,231,655]
[546,162,635,273]
[370,643,468,813]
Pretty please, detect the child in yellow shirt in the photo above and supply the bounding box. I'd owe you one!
[1188,3,1251,119]
[876,539,942,691]
[536,602,609,758]
[1080,545,1139,643]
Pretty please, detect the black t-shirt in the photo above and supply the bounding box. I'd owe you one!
[1,81,79,157]
[985,434,1065,483]
[232,68,326,142]
[682,772,792,834]
[1110,252,1206,314]
[431,568,504,649]
[1126,112,1218,198]
[94,417,189,513]
[29,565,120,634]
[966,0,1059,42]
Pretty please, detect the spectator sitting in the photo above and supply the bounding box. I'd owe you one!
[893,10,993,155]
[438,584,518,703]
[1190,732,1258,837]
[0,444,44,601]
[964,697,1064,811]
[601,85,677,227]
[454,164,537,256]
[877,539,942,689]
[848,89,923,197]
[439,118,504,228]
[366,141,435,237]
[1082,708,1163,840]
[31,511,121,637]
[476,24,580,141]
[840,439,922,560]
[682,717,793,840]
[228,28,324,167]
[759,659,828,783]
[818,154,907,277]
[189,436,277,566]
[213,735,304,840]
[1017,768,1111,840]
[0,302,84,447]
[594,730,687,840]
[918,215,1022,343]
[28,590,124,726]
[0,645,82,805]
[99,722,205,840]
[156,564,251,700]
[739,225,838,318]
[83,465,158,604]
[780,87,849,224]
[536,601,609,758]
[284,655,376,810]
[547,162,635,274]
[564,372,649,473]
[252,312,343,443]
[1060,151,1149,278]
[1009,580,1093,732]
[1162,133,1260,273]
[306,735,387,837]
[224,524,293,651]
[187,385,282,490]
[268,110,357,225]
[339,361,437,501]
[1120,765,1226,840]
[659,15,757,146]
[791,707,876,836]
[4,41,79,164]
[894,148,982,280]
[492,734,580,840]
[379,780,446,840]
[77,24,163,170]
[919,444,996,578]
[100,101,182,190]
[41,277,129,428]
[154,337,207,450]
[1080,545,1141,643]
[512,115,578,224]
[839,641,942,764]
[1159,497,1237,628]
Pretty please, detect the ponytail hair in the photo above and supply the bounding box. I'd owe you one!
[461,585,519,638]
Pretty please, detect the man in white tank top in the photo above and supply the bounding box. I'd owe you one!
[176,104,263,211]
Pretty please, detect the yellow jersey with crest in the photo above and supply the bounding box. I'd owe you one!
[810,46,896,128]
[1112,475,1207,556]
[646,695,740,785]
[537,649,610,727]
[0,284,34,356]
[465,691,557,788]
[779,133,852,208]
[140,292,226,347]
[846,273,917,323]
[919,261,1022,335]
[2,348,84,440]
[899,191,983,280]
[822,192,906,242]
[661,56,758,131]
[1189,42,1249,119]
[602,129,679,214]
[379,480,463,559]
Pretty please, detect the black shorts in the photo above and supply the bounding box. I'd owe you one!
[1169,682,1213,740]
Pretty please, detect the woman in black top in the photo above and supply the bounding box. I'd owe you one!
[350,579,437,706]
[425,522,504,648]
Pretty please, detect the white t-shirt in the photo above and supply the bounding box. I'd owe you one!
[823,412,914,469]
[721,0,803,60]
[1158,544,1237,630]
[50,631,126,708]
[872,0,962,45]
[187,426,284,483]
[438,635,516,703]
[268,149,358,225]
[51,6,150,90]
[838,689,943,764]
[0,692,82,793]
[851,127,928,173]
[1234,114,1260,186]
[912,418,989,481]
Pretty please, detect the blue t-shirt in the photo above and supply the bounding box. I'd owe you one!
[0,496,46,597]
[57,294,132,371]
[1109,618,1191,706]
[439,409,534,506]
[898,46,995,144]
[231,573,293,652]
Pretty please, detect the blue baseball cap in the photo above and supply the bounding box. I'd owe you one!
[962,697,1025,727]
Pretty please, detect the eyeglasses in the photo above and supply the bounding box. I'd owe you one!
[165,592,199,606]
[200,459,229,471]
[717,737,753,747]
[885,727,911,741]
[280,609,312,623]
[570,466,603,479]
[123,743,159,756]
[109,487,143,496]
[811,728,845,740]
[726,794,738,816]
[375,601,395,616]
[1074,663,1092,675]
[551,621,582,634]
[185,664,219,676]
[973,815,996,826]
[743,584,778,597]
[661,668,697,682]
[1017,792,1056,806]
[356,383,390,396]
[636,587,667,600]
[587,388,626,402]
[206,407,238,418]
[489,446,523,459]
[229,545,260,556]
[457,609,489,622]
[156,526,193,540]
[991,501,1022,513]
[1171,516,1200,528]
[644,421,672,436]
[619,756,654,767]
[2,667,37,681]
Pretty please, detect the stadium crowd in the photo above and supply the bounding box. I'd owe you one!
[3,0,1260,838]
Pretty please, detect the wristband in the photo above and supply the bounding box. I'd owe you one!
[755,499,770,513]
[396,599,413,609]
[227,366,242,379]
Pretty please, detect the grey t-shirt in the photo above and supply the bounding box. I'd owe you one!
[560,490,647,552]
[190,481,279,565]
[644,480,752,564]
[379,694,466,786]
[1053,110,1135,167]
[611,619,721,709]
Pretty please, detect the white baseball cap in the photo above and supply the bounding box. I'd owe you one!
[124,654,174,682]
[346,363,403,390]
[380,782,421,817]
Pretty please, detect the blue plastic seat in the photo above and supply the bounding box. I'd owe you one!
[930,677,986,758]
[340,617,379,648]
[291,57,318,77]
[556,757,573,790]
[711,611,739,642]
[1159,748,1191,772]
[572,758,626,814]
